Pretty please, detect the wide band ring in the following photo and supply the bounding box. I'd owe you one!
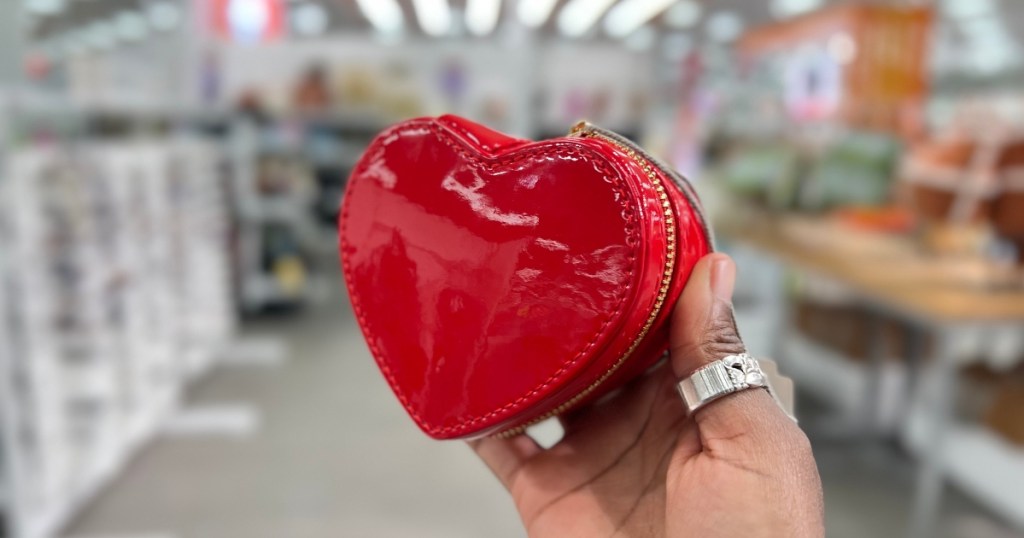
[677,354,795,419]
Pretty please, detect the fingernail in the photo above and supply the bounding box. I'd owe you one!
[710,257,735,303]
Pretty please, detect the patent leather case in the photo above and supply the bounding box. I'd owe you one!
[339,115,712,439]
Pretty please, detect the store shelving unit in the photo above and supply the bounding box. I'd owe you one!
[230,118,317,312]
[229,114,383,312]
[0,106,236,537]
[730,243,911,434]
[777,329,910,422]
[904,407,1024,530]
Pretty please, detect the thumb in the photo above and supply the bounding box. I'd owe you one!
[669,253,790,442]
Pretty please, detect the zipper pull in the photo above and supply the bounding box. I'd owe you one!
[569,120,590,137]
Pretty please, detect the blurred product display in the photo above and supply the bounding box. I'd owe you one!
[0,108,235,537]
[904,135,1024,263]
[3,0,1024,537]
[228,114,382,312]
[693,4,1024,536]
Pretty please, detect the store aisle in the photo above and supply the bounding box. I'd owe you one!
[63,270,1015,538]
[65,277,524,538]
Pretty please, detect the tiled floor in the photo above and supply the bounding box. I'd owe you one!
[64,281,1022,538]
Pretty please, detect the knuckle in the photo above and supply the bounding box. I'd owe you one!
[670,341,702,362]
[700,313,745,359]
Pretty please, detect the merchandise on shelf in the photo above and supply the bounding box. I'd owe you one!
[0,132,235,538]
[716,130,901,212]
[902,135,1024,263]
[229,116,382,311]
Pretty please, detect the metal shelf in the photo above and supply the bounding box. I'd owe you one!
[905,410,1024,530]
[0,129,236,538]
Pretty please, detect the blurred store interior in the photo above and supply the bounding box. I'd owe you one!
[1,0,1024,537]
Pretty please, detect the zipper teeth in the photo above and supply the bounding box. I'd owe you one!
[578,123,714,251]
[493,123,678,439]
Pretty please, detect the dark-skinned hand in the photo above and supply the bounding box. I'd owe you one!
[470,253,824,537]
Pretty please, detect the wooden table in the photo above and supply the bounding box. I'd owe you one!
[718,215,1024,322]
[716,214,1024,538]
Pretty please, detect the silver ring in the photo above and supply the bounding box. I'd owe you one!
[677,354,795,420]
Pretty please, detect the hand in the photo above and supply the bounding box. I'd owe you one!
[470,253,824,537]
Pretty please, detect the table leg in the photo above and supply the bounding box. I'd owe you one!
[900,325,926,426]
[860,314,886,437]
[907,331,959,538]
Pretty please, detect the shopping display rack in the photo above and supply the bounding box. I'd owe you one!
[228,114,383,313]
[0,104,236,538]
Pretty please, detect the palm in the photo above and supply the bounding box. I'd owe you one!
[509,363,685,537]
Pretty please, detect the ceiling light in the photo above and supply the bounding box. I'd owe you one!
[411,0,452,36]
[770,0,822,18]
[959,15,1007,37]
[969,40,1018,74]
[517,0,557,28]
[605,0,675,38]
[467,0,501,36]
[558,0,617,38]
[292,2,329,36]
[26,0,65,15]
[664,0,701,29]
[115,11,148,42]
[147,1,182,32]
[942,0,996,19]
[355,0,404,35]
[624,25,655,51]
[226,0,275,43]
[706,11,743,42]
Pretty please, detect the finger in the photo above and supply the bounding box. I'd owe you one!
[668,254,792,442]
[468,435,542,491]
[669,253,744,376]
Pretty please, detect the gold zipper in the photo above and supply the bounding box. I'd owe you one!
[493,121,678,439]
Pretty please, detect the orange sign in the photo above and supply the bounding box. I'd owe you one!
[740,4,934,135]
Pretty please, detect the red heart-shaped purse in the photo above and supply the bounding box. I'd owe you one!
[340,115,712,439]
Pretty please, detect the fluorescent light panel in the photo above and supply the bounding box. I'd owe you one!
[355,0,404,35]
[411,0,452,36]
[293,3,329,36]
[467,0,502,36]
[26,0,65,15]
[518,0,558,28]
[942,0,996,19]
[960,15,1008,37]
[558,0,618,37]
[706,10,743,42]
[147,1,182,32]
[115,10,148,41]
[770,0,822,18]
[605,0,675,38]
[664,0,701,29]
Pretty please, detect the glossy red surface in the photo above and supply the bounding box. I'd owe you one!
[340,116,711,439]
